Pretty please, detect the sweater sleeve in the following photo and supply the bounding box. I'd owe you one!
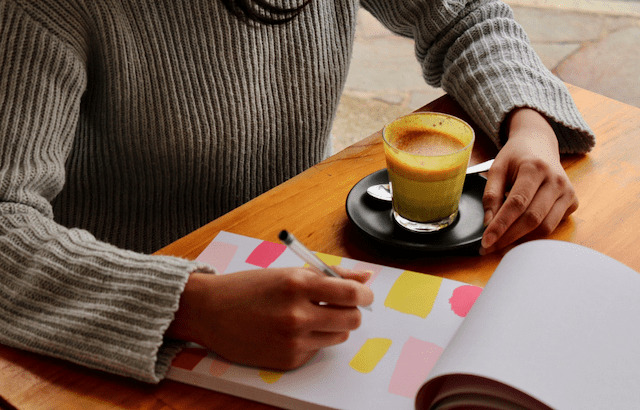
[360,0,596,153]
[0,1,210,383]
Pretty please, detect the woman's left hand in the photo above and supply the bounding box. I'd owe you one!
[480,108,579,255]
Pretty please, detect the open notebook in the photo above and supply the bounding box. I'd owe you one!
[166,231,640,409]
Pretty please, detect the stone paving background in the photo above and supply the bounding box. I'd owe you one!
[330,0,640,153]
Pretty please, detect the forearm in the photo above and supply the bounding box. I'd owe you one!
[503,107,559,151]
[362,0,595,153]
[0,204,213,382]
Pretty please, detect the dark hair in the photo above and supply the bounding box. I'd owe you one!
[221,0,311,24]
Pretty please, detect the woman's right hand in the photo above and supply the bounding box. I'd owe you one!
[166,267,374,370]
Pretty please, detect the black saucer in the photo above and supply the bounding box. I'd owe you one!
[346,169,486,254]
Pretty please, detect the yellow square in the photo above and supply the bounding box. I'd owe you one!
[384,271,443,318]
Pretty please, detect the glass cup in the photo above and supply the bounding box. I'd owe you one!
[382,112,475,233]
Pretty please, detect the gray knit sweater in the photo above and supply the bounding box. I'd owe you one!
[0,0,594,382]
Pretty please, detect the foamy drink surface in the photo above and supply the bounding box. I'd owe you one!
[392,130,465,156]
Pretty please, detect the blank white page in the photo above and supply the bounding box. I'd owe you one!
[419,240,640,409]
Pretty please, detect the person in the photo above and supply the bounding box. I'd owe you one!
[0,0,594,383]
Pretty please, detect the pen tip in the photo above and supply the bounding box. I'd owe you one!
[278,230,289,242]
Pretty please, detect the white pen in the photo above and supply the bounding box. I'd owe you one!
[279,230,372,311]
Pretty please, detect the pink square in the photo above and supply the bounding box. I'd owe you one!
[352,261,384,286]
[389,337,444,398]
[245,240,287,268]
[449,285,483,317]
[196,241,238,273]
[172,346,208,371]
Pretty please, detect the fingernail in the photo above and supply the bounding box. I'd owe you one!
[481,233,496,249]
[483,210,493,227]
[362,270,374,284]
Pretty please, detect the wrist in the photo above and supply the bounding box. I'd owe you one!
[166,272,212,344]
[506,108,556,143]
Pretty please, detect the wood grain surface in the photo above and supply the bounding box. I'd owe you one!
[1,85,638,409]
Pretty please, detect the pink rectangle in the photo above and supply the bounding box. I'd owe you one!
[196,241,238,274]
[449,284,483,317]
[352,261,384,286]
[172,346,208,371]
[245,240,287,268]
[388,337,444,398]
[209,356,233,377]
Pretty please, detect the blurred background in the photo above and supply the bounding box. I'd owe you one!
[331,0,640,153]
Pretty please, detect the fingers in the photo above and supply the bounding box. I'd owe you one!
[481,168,578,254]
[273,302,362,336]
[192,267,375,371]
[482,160,509,226]
[283,268,373,342]
[305,269,374,309]
[308,306,363,333]
[333,267,372,284]
[482,162,545,250]
[482,187,571,254]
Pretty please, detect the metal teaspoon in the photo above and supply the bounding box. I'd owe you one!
[366,159,494,202]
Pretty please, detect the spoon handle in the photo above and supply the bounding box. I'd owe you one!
[466,159,494,174]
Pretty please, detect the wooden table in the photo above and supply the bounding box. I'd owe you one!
[1,85,639,409]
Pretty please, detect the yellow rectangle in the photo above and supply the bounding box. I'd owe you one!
[349,338,392,374]
[384,271,443,318]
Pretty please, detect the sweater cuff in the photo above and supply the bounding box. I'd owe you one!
[152,260,215,382]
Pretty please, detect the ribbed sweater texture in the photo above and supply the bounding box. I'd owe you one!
[0,0,594,382]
